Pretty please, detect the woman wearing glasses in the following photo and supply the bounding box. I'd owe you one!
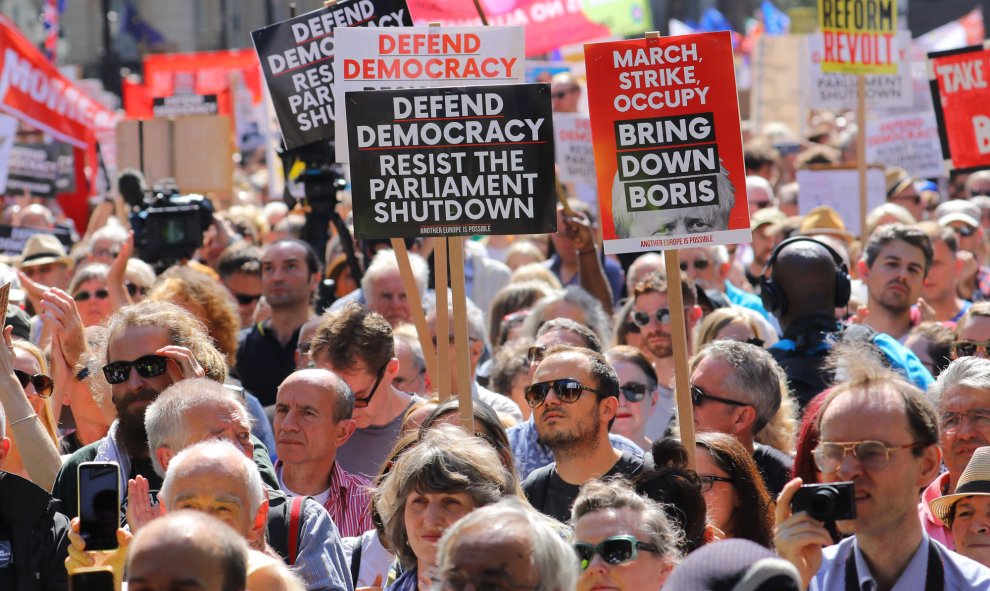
[571,479,683,591]
[696,432,776,548]
[951,301,990,360]
[69,263,113,328]
[605,346,663,450]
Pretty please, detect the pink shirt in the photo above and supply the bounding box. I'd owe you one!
[919,471,954,550]
[277,460,374,538]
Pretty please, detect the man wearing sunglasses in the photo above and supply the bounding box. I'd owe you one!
[776,359,990,589]
[521,345,645,523]
[218,245,264,330]
[922,357,990,549]
[53,301,227,520]
[690,340,793,497]
[550,72,582,114]
[310,303,421,479]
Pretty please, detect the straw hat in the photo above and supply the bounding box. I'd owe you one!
[798,205,854,243]
[17,233,73,269]
[885,166,914,198]
[930,446,990,524]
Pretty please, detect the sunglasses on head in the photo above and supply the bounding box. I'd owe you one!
[74,289,109,302]
[232,292,263,306]
[619,382,649,403]
[573,535,659,570]
[679,259,711,272]
[630,308,672,328]
[525,378,602,408]
[14,369,53,398]
[102,355,169,385]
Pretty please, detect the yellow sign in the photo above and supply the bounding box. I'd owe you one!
[818,0,898,74]
[788,7,818,34]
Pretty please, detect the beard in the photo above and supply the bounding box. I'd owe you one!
[536,404,601,460]
[642,329,673,358]
[113,388,159,458]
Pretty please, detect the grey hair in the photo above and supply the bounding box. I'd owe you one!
[69,263,110,295]
[361,249,429,298]
[928,356,990,409]
[691,340,784,432]
[522,286,612,344]
[394,325,426,375]
[427,298,487,342]
[572,479,684,564]
[89,223,129,250]
[374,425,513,569]
[161,439,265,516]
[434,498,579,591]
[145,379,252,477]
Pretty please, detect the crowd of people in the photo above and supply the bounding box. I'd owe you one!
[8,73,990,591]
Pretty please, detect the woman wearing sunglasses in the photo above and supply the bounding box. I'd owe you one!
[696,432,776,548]
[69,263,113,327]
[571,479,683,591]
[374,425,514,591]
[605,346,663,451]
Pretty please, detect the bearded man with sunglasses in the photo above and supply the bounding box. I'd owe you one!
[776,357,990,590]
[521,345,646,523]
[52,300,228,519]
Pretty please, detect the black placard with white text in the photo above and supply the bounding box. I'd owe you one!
[251,0,412,150]
[6,143,75,198]
[346,84,556,238]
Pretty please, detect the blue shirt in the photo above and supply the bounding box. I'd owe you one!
[724,279,772,321]
[810,534,990,591]
[294,497,354,591]
[545,253,625,305]
[507,416,643,480]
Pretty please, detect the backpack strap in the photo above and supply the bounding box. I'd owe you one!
[288,496,304,566]
[349,537,363,586]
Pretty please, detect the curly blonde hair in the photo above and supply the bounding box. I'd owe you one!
[149,266,241,368]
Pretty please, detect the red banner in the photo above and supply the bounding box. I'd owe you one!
[143,50,262,103]
[929,42,990,174]
[0,15,116,149]
[585,32,749,254]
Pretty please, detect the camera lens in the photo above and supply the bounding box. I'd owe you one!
[809,486,839,520]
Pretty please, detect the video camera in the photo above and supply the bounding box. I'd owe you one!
[128,178,214,270]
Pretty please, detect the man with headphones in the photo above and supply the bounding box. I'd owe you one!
[762,236,933,408]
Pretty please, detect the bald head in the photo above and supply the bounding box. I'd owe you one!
[161,440,265,518]
[278,368,354,422]
[127,510,248,591]
[770,240,841,319]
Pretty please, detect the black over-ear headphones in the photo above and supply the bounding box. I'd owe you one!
[759,236,852,317]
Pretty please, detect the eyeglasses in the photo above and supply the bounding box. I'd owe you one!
[630,308,673,327]
[125,283,148,298]
[813,440,924,474]
[940,408,990,433]
[573,535,660,571]
[13,369,53,398]
[525,378,603,408]
[232,292,262,306]
[698,474,735,493]
[952,339,990,358]
[527,345,546,365]
[433,571,538,591]
[74,289,109,302]
[953,225,977,238]
[354,362,388,408]
[679,259,711,272]
[102,355,169,385]
[619,382,649,403]
[551,86,579,100]
[690,384,749,408]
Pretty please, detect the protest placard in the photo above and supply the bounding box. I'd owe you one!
[346,84,556,239]
[0,224,71,256]
[818,0,898,74]
[553,113,596,186]
[152,94,219,118]
[796,165,886,237]
[332,26,525,162]
[750,35,806,137]
[928,42,990,173]
[584,31,750,255]
[0,114,16,194]
[5,143,74,198]
[809,30,912,109]
[251,0,412,150]
[866,113,945,179]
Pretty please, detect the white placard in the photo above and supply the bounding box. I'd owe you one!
[866,112,946,179]
[553,113,596,186]
[808,31,913,110]
[333,26,526,162]
[796,167,886,238]
[0,115,17,194]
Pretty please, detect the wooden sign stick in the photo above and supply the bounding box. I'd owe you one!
[434,237,452,401]
[857,73,868,244]
[663,249,697,470]
[390,238,440,390]
[448,238,475,430]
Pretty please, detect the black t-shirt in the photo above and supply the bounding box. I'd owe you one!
[753,443,793,498]
[523,451,645,523]
[235,322,301,406]
[0,521,12,589]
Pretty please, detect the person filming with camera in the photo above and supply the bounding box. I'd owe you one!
[774,351,990,589]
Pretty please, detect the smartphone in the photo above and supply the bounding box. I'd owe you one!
[77,462,120,551]
[69,569,115,591]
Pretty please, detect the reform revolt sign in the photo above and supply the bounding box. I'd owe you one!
[584,32,749,254]
[346,84,556,239]
[251,0,412,150]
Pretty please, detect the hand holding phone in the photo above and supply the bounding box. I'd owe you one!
[69,569,114,591]
[77,462,121,551]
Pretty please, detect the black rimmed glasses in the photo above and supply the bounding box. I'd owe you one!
[14,370,53,398]
[690,384,749,408]
[619,382,649,403]
[102,355,169,385]
[572,535,660,571]
[354,362,388,408]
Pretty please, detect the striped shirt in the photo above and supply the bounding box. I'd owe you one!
[276,460,374,538]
